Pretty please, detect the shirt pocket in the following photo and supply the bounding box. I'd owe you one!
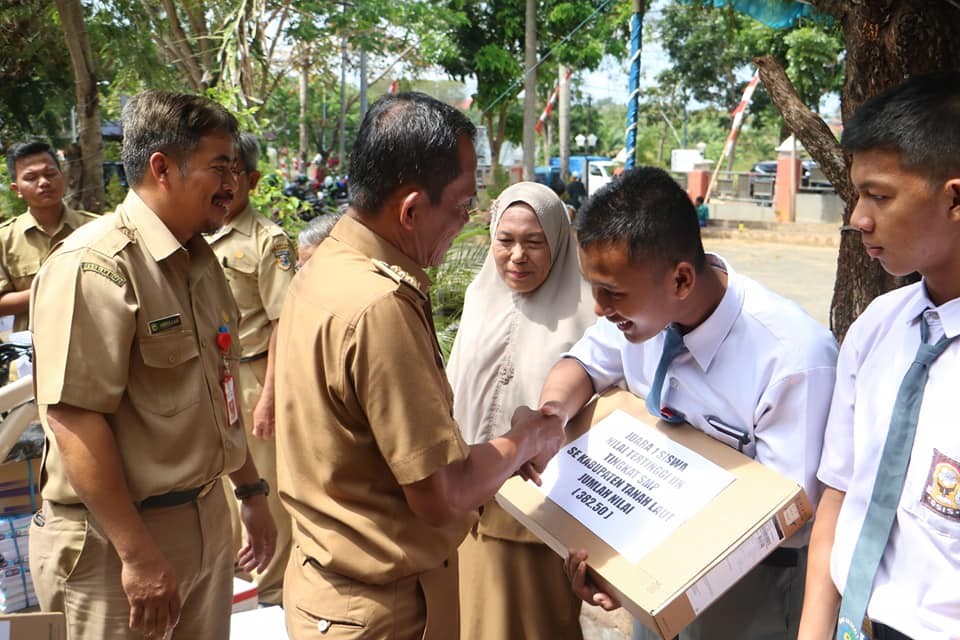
[6,255,40,290]
[694,413,753,453]
[130,330,203,417]
[222,253,259,312]
[902,448,960,539]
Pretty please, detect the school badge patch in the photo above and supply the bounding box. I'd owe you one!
[921,448,960,521]
[275,249,292,271]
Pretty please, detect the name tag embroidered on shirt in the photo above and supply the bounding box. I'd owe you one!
[81,262,127,287]
[148,314,182,335]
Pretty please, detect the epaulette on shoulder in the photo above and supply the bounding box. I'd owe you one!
[0,217,16,230]
[77,210,100,220]
[371,259,426,299]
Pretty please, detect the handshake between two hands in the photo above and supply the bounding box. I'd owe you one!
[506,402,621,611]
[510,401,567,486]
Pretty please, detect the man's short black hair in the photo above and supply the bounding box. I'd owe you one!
[842,71,960,183]
[575,166,706,272]
[348,92,476,214]
[6,141,60,179]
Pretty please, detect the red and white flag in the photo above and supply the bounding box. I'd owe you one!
[719,70,760,162]
[705,69,761,203]
[535,68,573,135]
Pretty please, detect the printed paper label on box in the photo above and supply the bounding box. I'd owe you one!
[685,519,782,614]
[536,409,735,563]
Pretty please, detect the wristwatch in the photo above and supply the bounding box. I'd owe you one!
[234,478,270,501]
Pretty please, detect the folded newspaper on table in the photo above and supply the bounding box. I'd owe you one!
[496,389,813,640]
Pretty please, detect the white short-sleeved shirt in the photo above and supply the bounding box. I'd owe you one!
[818,281,960,638]
[566,254,838,545]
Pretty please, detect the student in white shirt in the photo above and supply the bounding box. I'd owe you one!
[535,167,838,640]
[799,73,960,640]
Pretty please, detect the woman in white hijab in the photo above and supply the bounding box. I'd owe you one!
[448,181,596,640]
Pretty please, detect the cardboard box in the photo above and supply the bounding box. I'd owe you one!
[0,611,66,640]
[0,461,40,517]
[496,389,812,640]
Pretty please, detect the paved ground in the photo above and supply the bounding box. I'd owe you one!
[578,234,839,640]
[704,236,838,327]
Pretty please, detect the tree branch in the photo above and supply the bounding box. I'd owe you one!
[754,54,854,206]
[181,0,214,75]
[141,0,203,90]
[160,0,205,87]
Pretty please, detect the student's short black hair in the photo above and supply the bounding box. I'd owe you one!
[348,92,476,214]
[842,72,960,183]
[575,166,706,272]
[6,141,60,179]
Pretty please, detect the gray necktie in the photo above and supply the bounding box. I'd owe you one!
[646,325,685,423]
[836,313,956,640]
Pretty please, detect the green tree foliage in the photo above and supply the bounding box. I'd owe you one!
[440,0,622,171]
[0,1,74,144]
[655,0,843,112]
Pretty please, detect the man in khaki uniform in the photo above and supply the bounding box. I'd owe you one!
[206,132,294,605]
[1,141,97,330]
[276,91,566,640]
[28,91,276,640]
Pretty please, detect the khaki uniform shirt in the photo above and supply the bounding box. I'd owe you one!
[205,204,295,357]
[276,215,473,585]
[0,204,98,330]
[31,190,247,504]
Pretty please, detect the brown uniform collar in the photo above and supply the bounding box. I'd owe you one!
[330,214,432,294]
[219,203,256,239]
[22,202,80,236]
[119,190,189,262]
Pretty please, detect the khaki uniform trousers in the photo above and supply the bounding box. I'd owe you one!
[29,485,233,640]
[459,529,584,640]
[222,356,292,605]
[284,546,459,640]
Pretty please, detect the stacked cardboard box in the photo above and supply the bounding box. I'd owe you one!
[0,461,40,518]
[0,514,34,613]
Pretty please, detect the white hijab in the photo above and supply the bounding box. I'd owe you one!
[447,181,596,445]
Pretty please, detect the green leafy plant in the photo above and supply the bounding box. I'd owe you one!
[428,217,490,360]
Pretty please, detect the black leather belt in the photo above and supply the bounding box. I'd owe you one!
[240,351,268,364]
[139,483,213,509]
[760,546,799,568]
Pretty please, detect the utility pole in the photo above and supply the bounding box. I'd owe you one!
[299,45,309,168]
[359,47,368,118]
[559,64,570,179]
[624,0,646,170]
[522,0,537,181]
[338,33,347,170]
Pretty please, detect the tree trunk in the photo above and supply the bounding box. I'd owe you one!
[522,0,537,181]
[762,0,960,342]
[55,0,104,213]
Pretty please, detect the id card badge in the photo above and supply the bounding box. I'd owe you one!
[222,372,239,426]
[216,325,239,426]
